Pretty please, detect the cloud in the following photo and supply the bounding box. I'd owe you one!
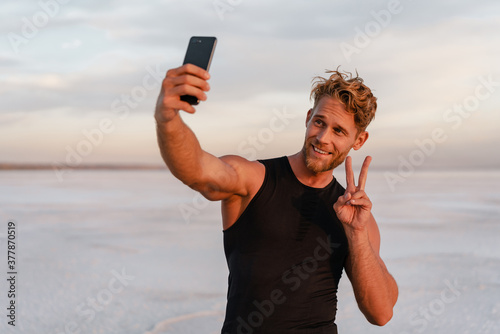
[61,39,82,49]
[0,53,22,67]
[1,0,499,167]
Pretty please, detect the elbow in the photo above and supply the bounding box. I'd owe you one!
[372,311,393,327]
[367,281,398,326]
[366,308,393,326]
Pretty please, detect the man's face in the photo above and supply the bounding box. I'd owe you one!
[301,96,368,174]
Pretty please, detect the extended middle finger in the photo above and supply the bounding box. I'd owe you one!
[357,156,372,191]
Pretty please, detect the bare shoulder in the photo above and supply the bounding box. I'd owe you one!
[219,155,266,230]
[219,154,262,167]
[219,154,265,189]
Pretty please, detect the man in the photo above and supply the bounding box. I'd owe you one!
[155,64,398,333]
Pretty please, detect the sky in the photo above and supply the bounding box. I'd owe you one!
[1,0,499,171]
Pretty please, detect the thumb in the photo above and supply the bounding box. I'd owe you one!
[334,192,350,211]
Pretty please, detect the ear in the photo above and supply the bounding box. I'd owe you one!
[306,108,313,127]
[352,131,369,150]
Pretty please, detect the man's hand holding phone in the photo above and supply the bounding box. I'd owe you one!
[154,64,211,124]
[155,36,217,124]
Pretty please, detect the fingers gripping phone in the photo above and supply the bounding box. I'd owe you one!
[180,36,217,105]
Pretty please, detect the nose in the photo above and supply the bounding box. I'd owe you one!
[315,128,331,144]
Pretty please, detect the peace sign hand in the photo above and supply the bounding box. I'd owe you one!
[333,156,373,233]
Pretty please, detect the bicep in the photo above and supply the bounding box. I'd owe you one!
[192,154,259,201]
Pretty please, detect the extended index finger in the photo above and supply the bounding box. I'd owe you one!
[358,156,372,191]
[345,156,356,192]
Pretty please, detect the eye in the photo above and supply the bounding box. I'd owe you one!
[333,127,343,134]
[314,119,324,126]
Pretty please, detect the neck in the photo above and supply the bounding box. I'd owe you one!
[287,151,334,188]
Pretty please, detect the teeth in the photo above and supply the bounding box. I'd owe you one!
[313,146,329,155]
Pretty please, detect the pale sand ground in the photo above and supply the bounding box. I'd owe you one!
[0,169,499,333]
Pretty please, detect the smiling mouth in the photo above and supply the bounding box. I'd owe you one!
[312,145,332,155]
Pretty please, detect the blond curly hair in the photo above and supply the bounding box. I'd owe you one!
[310,69,377,133]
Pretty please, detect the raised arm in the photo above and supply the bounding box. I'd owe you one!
[333,156,398,325]
[155,64,254,201]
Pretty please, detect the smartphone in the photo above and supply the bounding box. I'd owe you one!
[180,36,217,105]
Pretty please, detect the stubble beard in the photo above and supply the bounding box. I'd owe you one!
[301,139,350,174]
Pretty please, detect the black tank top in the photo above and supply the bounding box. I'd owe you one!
[221,156,349,334]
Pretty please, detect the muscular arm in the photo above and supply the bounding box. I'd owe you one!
[155,64,253,201]
[156,114,251,200]
[344,215,398,326]
[334,156,398,325]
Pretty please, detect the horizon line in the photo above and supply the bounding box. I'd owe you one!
[0,163,167,171]
[1,162,499,172]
